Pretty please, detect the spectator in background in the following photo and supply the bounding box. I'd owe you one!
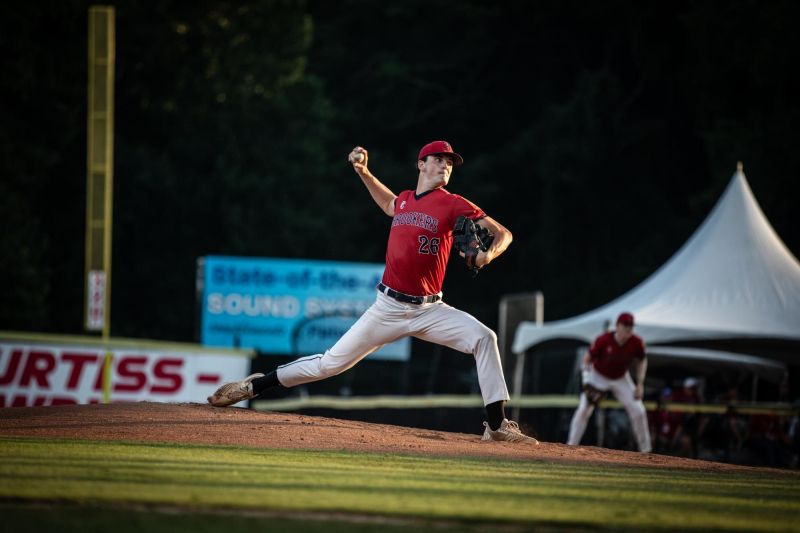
[651,386,680,454]
[670,377,708,458]
[788,411,799,468]
[715,386,748,463]
[747,412,791,468]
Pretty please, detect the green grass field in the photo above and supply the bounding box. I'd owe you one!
[1,436,798,532]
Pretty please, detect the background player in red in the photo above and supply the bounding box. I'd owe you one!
[209,141,538,444]
[567,312,652,452]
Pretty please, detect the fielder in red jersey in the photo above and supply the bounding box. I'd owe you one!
[208,140,538,444]
[567,312,652,452]
[588,329,646,380]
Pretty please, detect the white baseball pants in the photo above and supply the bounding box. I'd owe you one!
[276,291,510,406]
[567,365,652,452]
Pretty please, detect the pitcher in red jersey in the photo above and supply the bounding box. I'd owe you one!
[208,141,537,444]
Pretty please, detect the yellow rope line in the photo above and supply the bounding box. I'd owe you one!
[252,395,798,416]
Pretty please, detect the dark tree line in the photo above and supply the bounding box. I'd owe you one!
[1,0,798,342]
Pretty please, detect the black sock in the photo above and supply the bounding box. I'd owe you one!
[486,400,506,431]
[252,370,281,396]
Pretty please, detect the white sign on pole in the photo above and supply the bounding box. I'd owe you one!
[87,270,106,331]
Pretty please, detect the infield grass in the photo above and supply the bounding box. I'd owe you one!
[1,436,798,532]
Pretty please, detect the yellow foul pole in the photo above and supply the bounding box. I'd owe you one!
[84,6,115,403]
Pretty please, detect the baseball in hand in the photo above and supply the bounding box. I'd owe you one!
[349,150,364,164]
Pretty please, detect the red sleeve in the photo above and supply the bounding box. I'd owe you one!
[394,190,412,210]
[588,334,605,359]
[450,194,485,221]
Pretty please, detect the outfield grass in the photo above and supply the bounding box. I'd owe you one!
[1,436,798,532]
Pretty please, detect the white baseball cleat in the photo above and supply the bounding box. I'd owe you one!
[481,419,540,445]
[207,373,265,407]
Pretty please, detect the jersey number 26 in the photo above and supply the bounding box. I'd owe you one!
[418,235,440,255]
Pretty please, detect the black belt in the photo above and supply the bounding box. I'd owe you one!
[377,283,441,305]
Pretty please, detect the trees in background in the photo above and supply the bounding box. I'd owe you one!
[1,0,797,340]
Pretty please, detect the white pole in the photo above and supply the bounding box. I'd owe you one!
[511,291,543,421]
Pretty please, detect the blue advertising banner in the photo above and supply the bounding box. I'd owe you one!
[199,256,410,361]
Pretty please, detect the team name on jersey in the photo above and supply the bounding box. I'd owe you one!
[391,211,439,233]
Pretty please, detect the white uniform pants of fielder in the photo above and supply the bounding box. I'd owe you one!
[567,366,652,452]
[276,292,510,406]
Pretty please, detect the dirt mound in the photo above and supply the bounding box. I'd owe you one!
[0,402,785,474]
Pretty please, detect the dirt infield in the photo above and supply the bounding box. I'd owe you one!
[0,402,789,474]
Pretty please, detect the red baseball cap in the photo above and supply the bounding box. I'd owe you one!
[417,140,463,166]
[617,312,635,326]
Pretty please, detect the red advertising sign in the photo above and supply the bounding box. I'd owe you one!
[0,341,250,407]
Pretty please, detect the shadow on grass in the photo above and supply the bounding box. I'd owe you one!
[1,501,601,533]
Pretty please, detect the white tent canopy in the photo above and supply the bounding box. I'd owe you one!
[646,346,787,383]
[512,165,800,355]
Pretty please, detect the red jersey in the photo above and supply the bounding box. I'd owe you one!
[589,331,646,379]
[381,188,484,295]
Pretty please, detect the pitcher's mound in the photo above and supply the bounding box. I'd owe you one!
[0,401,773,473]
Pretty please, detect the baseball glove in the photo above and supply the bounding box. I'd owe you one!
[453,216,494,275]
[580,363,606,405]
[583,384,607,406]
